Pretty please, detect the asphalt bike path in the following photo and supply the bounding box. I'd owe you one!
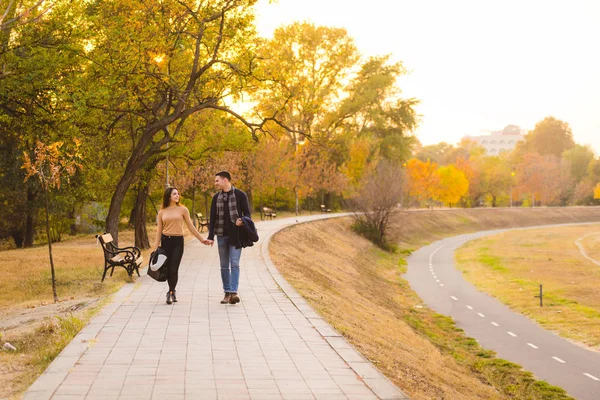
[405,223,600,400]
[24,214,406,400]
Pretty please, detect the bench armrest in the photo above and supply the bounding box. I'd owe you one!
[113,245,141,258]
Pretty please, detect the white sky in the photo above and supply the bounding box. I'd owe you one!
[254,0,600,154]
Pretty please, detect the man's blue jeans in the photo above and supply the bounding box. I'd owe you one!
[217,235,242,293]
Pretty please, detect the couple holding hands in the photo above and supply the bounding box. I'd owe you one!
[152,171,252,305]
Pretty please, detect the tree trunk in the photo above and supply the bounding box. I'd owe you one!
[246,188,253,214]
[134,181,150,249]
[12,231,24,248]
[191,177,196,228]
[204,192,209,219]
[68,207,77,235]
[43,190,58,303]
[24,186,36,247]
[260,195,264,220]
[105,166,139,245]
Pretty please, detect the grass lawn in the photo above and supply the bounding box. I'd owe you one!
[456,224,600,349]
[0,227,161,399]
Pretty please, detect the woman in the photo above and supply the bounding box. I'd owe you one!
[152,187,210,304]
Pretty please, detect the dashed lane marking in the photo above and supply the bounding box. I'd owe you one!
[552,357,566,364]
[527,343,538,349]
[491,322,499,327]
[584,373,600,381]
[477,313,485,318]
[466,305,473,310]
[450,296,458,301]
[507,331,517,337]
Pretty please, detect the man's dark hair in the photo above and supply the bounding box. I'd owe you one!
[215,170,232,181]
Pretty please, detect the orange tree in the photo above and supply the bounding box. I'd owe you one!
[432,165,469,207]
[22,140,83,302]
[405,158,439,207]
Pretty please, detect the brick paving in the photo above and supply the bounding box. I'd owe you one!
[24,215,407,399]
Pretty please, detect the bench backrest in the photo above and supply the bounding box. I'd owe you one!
[97,233,117,259]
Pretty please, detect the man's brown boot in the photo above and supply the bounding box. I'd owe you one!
[220,293,231,304]
[229,293,240,304]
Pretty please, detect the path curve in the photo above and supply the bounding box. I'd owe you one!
[574,232,600,267]
[405,223,600,400]
[24,214,407,400]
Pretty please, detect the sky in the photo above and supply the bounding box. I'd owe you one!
[254,0,600,154]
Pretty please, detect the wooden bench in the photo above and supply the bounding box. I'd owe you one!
[97,233,143,282]
[195,213,209,232]
[320,204,331,214]
[262,207,277,220]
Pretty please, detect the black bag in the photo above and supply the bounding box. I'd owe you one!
[147,264,168,282]
[147,248,168,282]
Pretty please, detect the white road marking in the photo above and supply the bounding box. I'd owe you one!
[466,305,473,310]
[439,284,444,287]
[436,279,440,283]
[574,232,600,267]
[507,331,517,337]
[491,322,499,327]
[552,357,566,364]
[527,343,538,349]
[584,373,600,381]
[450,296,458,301]
[477,313,485,318]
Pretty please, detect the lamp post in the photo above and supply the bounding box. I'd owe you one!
[294,138,305,216]
[510,169,515,207]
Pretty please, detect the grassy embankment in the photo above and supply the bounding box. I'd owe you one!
[270,207,600,400]
[456,224,600,349]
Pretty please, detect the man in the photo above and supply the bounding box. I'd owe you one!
[206,171,251,304]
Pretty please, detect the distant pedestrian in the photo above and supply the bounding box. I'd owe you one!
[151,187,211,304]
[206,171,251,304]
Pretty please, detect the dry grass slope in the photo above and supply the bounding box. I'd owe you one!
[270,208,600,399]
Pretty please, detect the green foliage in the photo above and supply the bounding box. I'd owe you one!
[351,220,397,253]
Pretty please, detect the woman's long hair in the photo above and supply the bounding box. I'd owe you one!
[161,187,180,209]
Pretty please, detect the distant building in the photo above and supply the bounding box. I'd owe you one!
[464,125,525,155]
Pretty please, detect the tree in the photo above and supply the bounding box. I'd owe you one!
[432,165,469,207]
[524,117,575,157]
[80,0,268,244]
[253,21,360,142]
[562,144,595,183]
[0,0,87,247]
[327,56,419,162]
[22,140,82,303]
[349,160,405,250]
[483,156,511,207]
[414,142,454,165]
[594,183,600,200]
[405,158,439,207]
[455,153,485,207]
[516,153,572,206]
[339,136,379,194]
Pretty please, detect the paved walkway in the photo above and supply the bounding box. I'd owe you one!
[24,215,407,400]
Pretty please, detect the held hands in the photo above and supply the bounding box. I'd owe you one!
[202,239,214,246]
